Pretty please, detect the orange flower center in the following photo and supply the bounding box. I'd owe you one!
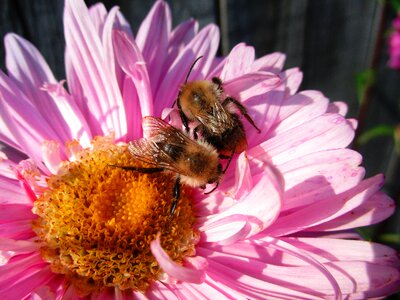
[32,137,198,296]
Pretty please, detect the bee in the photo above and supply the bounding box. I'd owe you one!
[176,57,261,159]
[118,116,227,217]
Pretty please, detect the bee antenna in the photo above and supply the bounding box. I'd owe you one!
[184,56,203,84]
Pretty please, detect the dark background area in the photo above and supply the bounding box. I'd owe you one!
[0,0,399,294]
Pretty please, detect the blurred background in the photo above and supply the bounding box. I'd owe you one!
[0,0,399,294]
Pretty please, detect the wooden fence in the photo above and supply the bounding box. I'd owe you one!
[0,0,399,245]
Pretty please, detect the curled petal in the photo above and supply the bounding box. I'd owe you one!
[232,152,253,199]
[199,214,251,245]
[41,141,63,175]
[150,233,206,284]
[202,161,283,238]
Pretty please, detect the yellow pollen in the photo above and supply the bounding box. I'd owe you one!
[32,137,198,296]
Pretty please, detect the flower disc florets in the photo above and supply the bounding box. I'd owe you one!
[32,137,198,296]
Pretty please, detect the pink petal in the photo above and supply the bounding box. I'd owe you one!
[4,34,76,144]
[207,56,226,79]
[41,140,63,174]
[201,162,283,239]
[323,261,400,298]
[64,0,127,139]
[308,191,395,231]
[15,162,37,203]
[0,263,55,299]
[193,187,236,217]
[277,149,364,211]
[255,236,341,298]
[0,204,35,223]
[41,82,92,146]
[64,49,94,133]
[136,0,171,92]
[248,113,355,166]
[281,237,400,266]
[203,244,399,299]
[202,256,324,299]
[232,152,253,199]
[0,219,35,240]
[280,67,303,95]
[274,90,329,135]
[152,18,199,94]
[265,175,384,236]
[199,214,251,245]
[202,276,255,300]
[121,78,144,140]
[219,43,255,81]
[178,281,234,300]
[150,234,206,284]
[0,146,27,166]
[154,24,220,114]
[0,238,39,265]
[170,18,198,49]
[30,276,64,300]
[146,282,179,299]
[251,52,286,73]
[224,72,281,101]
[327,101,348,116]
[88,3,107,37]
[0,82,53,173]
[0,175,29,205]
[0,252,43,284]
[112,30,154,139]
[162,284,204,300]
[102,7,133,93]
[244,83,286,145]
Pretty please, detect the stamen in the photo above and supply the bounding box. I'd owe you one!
[32,137,198,296]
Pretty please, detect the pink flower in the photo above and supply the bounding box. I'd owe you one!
[1,0,399,299]
[388,15,400,69]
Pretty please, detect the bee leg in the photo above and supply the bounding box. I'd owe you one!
[177,97,190,133]
[109,165,164,173]
[204,181,219,194]
[222,97,261,133]
[170,177,181,217]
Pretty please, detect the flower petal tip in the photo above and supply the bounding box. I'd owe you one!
[150,233,206,284]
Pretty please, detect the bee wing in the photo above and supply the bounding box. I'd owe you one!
[195,101,234,134]
[129,116,194,174]
[127,139,162,167]
[141,116,187,144]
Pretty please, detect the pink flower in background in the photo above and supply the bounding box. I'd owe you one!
[0,0,399,299]
[388,15,400,69]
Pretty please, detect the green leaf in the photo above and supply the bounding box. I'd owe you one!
[389,0,400,12]
[356,227,374,241]
[356,69,376,106]
[379,233,400,244]
[357,124,395,145]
